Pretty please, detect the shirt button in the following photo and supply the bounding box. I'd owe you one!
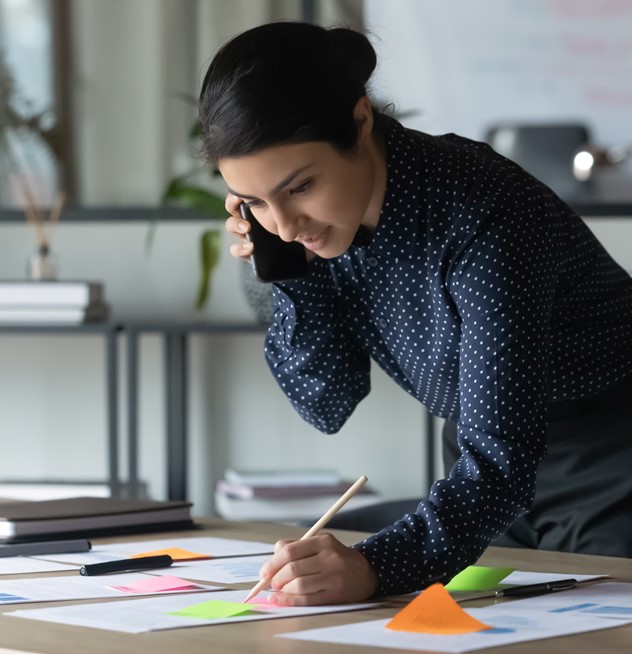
[378,317,388,329]
[366,256,378,267]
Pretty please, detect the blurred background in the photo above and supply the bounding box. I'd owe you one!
[0,0,630,517]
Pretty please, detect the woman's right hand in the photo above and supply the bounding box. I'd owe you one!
[225,193,254,261]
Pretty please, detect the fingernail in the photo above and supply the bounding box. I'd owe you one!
[238,221,248,232]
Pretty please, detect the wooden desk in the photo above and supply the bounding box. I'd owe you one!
[0,520,629,654]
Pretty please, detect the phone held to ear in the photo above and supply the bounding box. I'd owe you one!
[240,203,309,283]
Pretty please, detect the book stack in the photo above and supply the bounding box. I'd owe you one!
[0,281,109,324]
[0,496,194,542]
[215,468,379,523]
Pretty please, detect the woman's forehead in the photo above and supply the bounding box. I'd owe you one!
[219,142,337,191]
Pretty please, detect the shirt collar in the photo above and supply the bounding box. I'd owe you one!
[362,116,426,262]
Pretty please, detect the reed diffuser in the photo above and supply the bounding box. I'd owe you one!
[22,190,65,281]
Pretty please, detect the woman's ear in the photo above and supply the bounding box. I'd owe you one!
[353,96,374,145]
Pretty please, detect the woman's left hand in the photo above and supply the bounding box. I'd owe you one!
[257,533,379,606]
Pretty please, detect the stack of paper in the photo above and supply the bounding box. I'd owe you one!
[215,469,379,522]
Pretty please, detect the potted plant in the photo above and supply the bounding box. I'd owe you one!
[158,166,226,310]
[159,166,275,322]
[157,97,274,322]
[0,48,62,195]
[0,48,67,278]
[156,95,227,309]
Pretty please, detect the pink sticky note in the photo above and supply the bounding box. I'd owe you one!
[111,575,204,594]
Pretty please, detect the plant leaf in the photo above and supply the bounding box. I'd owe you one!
[189,121,202,140]
[161,178,225,219]
[196,229,221,309]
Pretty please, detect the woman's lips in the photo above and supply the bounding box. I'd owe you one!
[298,226,330,252]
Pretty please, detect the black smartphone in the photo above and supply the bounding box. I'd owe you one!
[239,203,309,283]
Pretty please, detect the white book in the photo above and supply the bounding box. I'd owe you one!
[0,281,104,307]
[0,304,108,325]
[224,468,341,488]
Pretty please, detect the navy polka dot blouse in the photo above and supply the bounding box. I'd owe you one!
[263,116,632,596]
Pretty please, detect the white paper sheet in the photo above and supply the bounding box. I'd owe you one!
[279,582,632,653]
[500,571,607,586]
[149,555,268,584]
[8,589,379,633]
[449,572,609,603]
[0,572,221,604]
[489,582,632,620]
[0,558,78,576]
[387,571,608,604]
[279,613,626,653]
[31,536,274,565]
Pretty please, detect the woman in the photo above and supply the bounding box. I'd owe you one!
[198,22,632,605]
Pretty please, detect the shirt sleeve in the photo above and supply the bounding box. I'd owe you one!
[356,166,557,595]
[263,258,371,434]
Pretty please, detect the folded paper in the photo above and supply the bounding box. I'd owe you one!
[169,599,259,620]
[111,575,203,594]
[386,583,491,635]
[130,547,210,561]
[445,565,514,592]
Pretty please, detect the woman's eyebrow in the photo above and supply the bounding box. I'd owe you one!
[227,164,313,200]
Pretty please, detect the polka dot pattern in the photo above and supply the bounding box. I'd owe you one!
[263,117,632,595]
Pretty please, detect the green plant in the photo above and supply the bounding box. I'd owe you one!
[159,171,226,309]
[0,47,61,203]
[155,96,227,309]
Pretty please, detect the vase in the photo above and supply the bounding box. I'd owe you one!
[28,244,58,281]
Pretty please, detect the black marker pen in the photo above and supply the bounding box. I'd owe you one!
[496,578,578,598]
[79,554,173,576]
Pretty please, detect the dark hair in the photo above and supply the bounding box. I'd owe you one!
[198,21,378,164]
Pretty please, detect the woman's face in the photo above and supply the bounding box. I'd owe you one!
[218,102,386,259]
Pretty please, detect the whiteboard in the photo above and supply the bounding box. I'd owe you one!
[365,0,632,159]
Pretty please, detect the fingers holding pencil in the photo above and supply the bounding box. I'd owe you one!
[244,475,367,603]
[244,475,379,606]
[255,533,378,606]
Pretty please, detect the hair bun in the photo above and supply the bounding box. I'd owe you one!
[327,27,377,87]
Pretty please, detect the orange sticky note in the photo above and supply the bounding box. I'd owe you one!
[386,583,491,635]
[130,547,211,561]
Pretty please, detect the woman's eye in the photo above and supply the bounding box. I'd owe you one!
[244,199,264,209]
[289,179,312,196]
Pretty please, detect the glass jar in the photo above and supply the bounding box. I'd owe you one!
[28,244,58,281]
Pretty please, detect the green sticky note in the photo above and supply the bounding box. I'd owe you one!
[445,566,515,592]
[169,600,259,620]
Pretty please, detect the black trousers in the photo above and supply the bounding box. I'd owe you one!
[327,376,632,558]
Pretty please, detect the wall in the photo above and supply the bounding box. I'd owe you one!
[1,215,628,516]
[0,219,430,516]
[365,0,632,158]
[2,1,630,518]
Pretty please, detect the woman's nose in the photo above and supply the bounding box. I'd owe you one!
[273,208,301,242]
